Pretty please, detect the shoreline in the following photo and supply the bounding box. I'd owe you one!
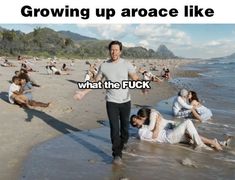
[0,58,194,180]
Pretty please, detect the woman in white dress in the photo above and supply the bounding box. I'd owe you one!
[188,91,213,122]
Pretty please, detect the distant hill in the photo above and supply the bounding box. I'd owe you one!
[58,31,97,42]
[0,26,178,59]
[155,44,177,59]
[209,52,235,60]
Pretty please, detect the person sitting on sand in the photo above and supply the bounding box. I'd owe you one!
[172,89,193,118]
[18,74,50,108]
[139,68,163,83]
[161,67,171,80]
[17,69,40,87]
[8,76,29,107]
[130,108,224,151]
[188,91,213,122]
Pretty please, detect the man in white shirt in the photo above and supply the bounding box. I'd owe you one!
[172,89,193,118]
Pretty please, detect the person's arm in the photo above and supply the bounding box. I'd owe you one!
[74,71,102,101]
[191,108,202,122]
[152,113,162,139]
[148,109,157,131]
[128,72,140,81]
[178,96,193,109]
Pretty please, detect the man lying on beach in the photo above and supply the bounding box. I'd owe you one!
[46,65,69,75]
[1,59,16,67]
[130,108,228,151]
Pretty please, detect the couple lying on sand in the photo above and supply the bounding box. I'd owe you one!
[131,108,231,151]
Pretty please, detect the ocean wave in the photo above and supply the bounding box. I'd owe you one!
[206,60,235,65]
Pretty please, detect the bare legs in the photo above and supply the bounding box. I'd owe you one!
[28,100,51,107]
[200,136,223,151]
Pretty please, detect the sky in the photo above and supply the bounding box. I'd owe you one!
[1,24,235,59]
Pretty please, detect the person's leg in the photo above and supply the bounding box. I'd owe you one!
[177,109,192,118]
[200,136,222,150]
[168,119,204,147]
[106,102,121,158]
[28,100,50,107]
[119,101,131,150]
[14,95,29,107]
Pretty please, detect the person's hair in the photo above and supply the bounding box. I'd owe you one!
[189,91,199,103]
[15,70,20,76]
[18,73,30,82]
[179,89,188,97]
[108,41,122,51]
[130,114,138,127]
[137,108,151,125]
[12,76,19,83]
[21,63,27,68]
[20,68,28,74]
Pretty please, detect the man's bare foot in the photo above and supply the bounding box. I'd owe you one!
[213,139,223,151]
[219,136,232,147]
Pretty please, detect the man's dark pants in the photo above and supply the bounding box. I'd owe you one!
[106,101,131,158]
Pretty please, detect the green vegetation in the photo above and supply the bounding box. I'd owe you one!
[0,27,178,59]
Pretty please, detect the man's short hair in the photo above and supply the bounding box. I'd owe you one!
[108,41,122,51]
[179,89,188,97]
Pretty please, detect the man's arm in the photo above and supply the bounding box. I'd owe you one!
[73,74,102,101]
[152,114,162,139]
[128,72,140,81]
[178,96,193,110]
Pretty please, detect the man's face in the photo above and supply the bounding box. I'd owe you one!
[110,44,121,61]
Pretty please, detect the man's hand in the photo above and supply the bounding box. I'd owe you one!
[73,90,85,101]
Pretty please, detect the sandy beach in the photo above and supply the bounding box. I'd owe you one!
[0,57,193,179]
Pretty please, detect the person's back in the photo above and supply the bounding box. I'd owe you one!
[22,82,33,100]
[196,105,213,122]
[8,82,20,104]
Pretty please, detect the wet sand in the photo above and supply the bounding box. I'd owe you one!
[0,58,193,180]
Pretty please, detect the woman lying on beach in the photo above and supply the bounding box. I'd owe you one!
[130,108,224,151]
[188,91,213,122]
[1,59,16,67]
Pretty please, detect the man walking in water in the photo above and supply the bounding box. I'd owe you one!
[74,41,140,165]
